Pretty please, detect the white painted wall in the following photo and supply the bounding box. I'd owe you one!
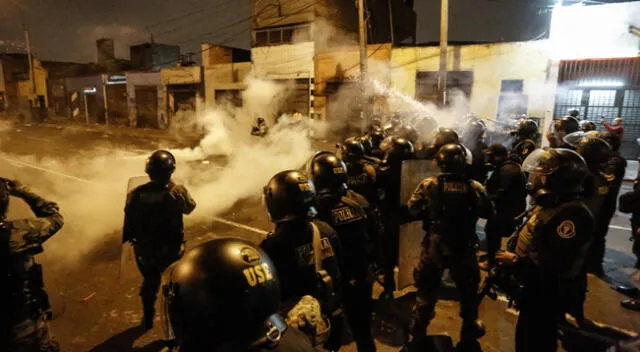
[390,41,558,124]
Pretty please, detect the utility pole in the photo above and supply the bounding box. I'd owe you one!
[358,0,368,133]
[19,7,38,119]
[438,0,449,106]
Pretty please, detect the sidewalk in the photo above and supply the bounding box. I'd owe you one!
[3,115,202,144]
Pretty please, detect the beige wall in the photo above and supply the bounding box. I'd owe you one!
[161,66,202,85]
[251,42,315,79]
[204,62,253,105]
[314,43,392,119]
[252,0,315,29]
[390,41,557,122]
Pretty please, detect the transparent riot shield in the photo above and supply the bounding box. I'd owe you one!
[397,159,439,290]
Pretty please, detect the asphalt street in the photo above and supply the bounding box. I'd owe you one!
[1,121,639,352]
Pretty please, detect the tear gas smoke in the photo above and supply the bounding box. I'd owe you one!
[0,76,324,266]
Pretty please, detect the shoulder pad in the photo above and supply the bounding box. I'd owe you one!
[469,179,486,192]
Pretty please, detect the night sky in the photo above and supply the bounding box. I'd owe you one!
[0,0,632,63]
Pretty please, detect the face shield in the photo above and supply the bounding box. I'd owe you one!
[462,145,473,165]
[522,149,558,195]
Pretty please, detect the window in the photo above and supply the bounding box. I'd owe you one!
[415,71,473,104]
[268,29,281,44]
[255,31,268,45]
[253,24,311,46]
[282,28,294,43]
[500,79,523,93]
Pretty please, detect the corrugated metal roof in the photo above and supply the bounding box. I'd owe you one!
[558,57,640,86]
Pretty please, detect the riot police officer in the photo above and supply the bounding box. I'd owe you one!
[461,119,489,183]
[367,127,386,160]
[306,152,377,352]
[575,137,613,276]
[422,128,459,160]
[251,117,269,137]
[548,116,580,148]
[597,132,627,265]
[407,144,494,344]
[160,238,316,352]
[260,170,343,351]
[482,144,527,267]
[338,138,379,206]
[377,137,415,297]
[496,148,594,352]
[580,120,597,132]
[123,150,196,330]
[510,118,539,162]
[1,178,64,352]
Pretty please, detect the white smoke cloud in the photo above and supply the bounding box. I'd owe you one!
[0,77,319,266]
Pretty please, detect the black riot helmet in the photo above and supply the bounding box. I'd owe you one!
[433,128,460,148]
[263,170,317,223]
[380,136,415,165]
[522,148,589,203]
[257,117,265,124]
[394,124,419,144]
[575,137,611,172]
[369,127,385,148]
[568,109,580,118]
[160,238,284,351]
[0,179,8,220]
[306,152,348,195]
[483,143,509,168]
[338,137,365,162]
[436,143,470,174]
[554,116,580,137]
[357,135,374,155]
[579,120,596,132]
[600,131,621,152]
[512,119,539,139]
[145,150,176,183]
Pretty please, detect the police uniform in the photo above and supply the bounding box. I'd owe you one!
[377,162,403,294]
[484,158,527,264]
[588,152,627,273]
[315,189,377,352]
[123,180,196,327]
[512,201,594,352]
[407,173,494,339]
[2,182,64,352]
[259,219,344,350]
[344,158,378,207]
[510,138,536,162]
[468,141,489,183]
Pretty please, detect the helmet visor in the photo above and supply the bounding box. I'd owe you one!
[521,148,558,175]
[562,131,587,147]
[463,146,473,165]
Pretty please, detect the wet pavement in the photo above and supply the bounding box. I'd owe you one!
[1,121,639,351]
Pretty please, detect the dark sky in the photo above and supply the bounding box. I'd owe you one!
[0,0,631,63]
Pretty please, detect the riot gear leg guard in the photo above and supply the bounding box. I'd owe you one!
[410,247,442,339]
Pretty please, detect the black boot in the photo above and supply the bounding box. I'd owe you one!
[460,320,485,341]
[141,299,155,331]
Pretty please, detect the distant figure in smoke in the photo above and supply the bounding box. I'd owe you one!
[547,116,579,149]
[251,117,269,137]
[122,150,196,330]
[1,178,64,352]
[601,117,624,140]
[510,118,539,162]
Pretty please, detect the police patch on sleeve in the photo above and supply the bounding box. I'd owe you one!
[556,220,576,239]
